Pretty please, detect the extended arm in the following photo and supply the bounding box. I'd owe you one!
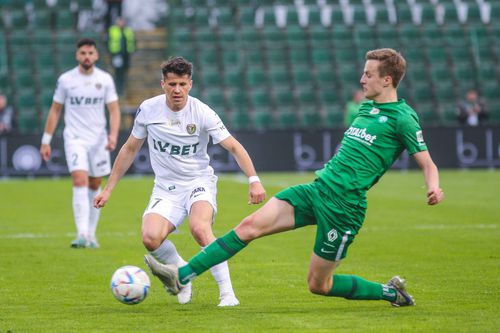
[106,100,121,151]
[219,136,266,204]
[94,135,145,208]
[413,150,444,205]
[39,102,64,161]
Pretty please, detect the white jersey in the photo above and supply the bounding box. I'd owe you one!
[132,95,231,190]
[54,66,118,146]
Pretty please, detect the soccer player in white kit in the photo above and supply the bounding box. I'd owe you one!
[40,38,121,248]
[94,57,266,306]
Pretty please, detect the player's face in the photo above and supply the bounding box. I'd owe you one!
[76,45,99,71]
[360,60,390,100]
[161,73,192,111]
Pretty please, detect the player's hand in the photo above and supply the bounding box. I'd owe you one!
[106,135,117,151]
[40,144,51,162]
[427,188,444,205]
[248,182,266,205]
[94,189,112,208]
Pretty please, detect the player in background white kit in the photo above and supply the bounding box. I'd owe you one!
[40,38,121,249]
[94,57,266,306]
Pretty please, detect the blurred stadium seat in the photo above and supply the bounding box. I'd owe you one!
[3,0,500,133]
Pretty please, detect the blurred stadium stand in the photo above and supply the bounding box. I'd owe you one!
[1,0,500,133]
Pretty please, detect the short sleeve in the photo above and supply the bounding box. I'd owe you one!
[131,106,147,139]
[204,107,231,144]
[105,74,119,104]
[397,113,427,154]
[52,77,66,104]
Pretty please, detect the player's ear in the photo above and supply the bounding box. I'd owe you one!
[383,75,393,88]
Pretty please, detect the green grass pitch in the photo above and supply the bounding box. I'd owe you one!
[1,170,499,332]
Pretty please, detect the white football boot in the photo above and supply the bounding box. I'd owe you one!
[144,254,183,295]
[176,281,192,304]
[218,292,240,307]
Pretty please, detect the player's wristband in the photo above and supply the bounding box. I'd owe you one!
[248,176,260,184]
[41,132,53,145]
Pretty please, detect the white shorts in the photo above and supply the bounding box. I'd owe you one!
[64,138,111,177]
[143,176,218,229]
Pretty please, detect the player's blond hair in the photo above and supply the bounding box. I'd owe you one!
[365,48,406,88]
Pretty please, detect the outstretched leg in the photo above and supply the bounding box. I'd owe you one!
[307,253,414,306]
[181,198,295,283]
[147,197,295,295]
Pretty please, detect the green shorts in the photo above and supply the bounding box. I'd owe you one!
[275,179,366,261]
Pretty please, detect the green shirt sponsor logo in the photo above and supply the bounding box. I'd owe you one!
[345,126,377,145]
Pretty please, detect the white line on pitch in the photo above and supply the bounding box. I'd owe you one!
[0,224,496,239]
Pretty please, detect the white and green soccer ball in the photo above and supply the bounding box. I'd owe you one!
[110,265,150,305]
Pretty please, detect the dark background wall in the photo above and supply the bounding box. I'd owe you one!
[1,126,499,177]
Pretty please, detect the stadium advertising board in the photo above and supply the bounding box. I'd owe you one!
[1,126,499,176]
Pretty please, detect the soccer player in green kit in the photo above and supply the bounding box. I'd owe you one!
[144,48,445,307]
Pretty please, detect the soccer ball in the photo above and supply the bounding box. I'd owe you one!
[110,265,151,305]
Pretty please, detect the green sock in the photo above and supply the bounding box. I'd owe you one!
[178,230,247,285]
[329,274,396,301]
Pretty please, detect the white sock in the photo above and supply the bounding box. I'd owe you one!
[150,239,186,266]
[210,261,235,296]
[72,186,89,238]
[87,188,101,241]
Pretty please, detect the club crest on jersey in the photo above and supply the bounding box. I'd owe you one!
[378,115,388,123]
[369,107,380,115]
[327,229,338,242]
[186,124,196,134]
[95,83,102,90]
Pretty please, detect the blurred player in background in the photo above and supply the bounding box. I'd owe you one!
[107,17,136,96]
[344,89,365,128]
[456,88,489,126]
[0,94,13,134]
[40,38,121,249]
[145,48,444,307]
[94,57,266,306]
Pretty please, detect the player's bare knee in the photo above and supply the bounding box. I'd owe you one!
[88,177,101,190]
[307,272,331,295]
[307,280,330,295]
[236,215,261,240]
[190,228,212,246]
[142,232,161,251]
[73,178,87,187]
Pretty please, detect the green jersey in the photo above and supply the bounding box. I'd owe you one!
[316,99,427,203]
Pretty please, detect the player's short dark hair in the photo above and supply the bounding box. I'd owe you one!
[77,38,97,49]
[161,57,193,79]
[366,48,406,88]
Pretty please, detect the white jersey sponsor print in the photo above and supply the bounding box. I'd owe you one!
[53,66,118,145]
[132,95,231,189]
